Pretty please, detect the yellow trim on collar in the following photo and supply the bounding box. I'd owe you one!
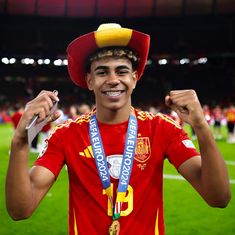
[95,28,133,48]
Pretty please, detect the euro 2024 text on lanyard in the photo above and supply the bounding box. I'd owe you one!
[89,111,138,235]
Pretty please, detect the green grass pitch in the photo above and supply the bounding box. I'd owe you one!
[0,123,234,235]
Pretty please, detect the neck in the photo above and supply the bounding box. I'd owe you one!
[95,103,132,124]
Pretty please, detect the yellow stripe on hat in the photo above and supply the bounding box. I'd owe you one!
[95,24,133,48]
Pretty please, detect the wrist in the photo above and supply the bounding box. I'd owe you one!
[192,119,209,131]
[12,132,28,147]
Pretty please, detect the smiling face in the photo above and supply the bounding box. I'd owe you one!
[86,57,138,115]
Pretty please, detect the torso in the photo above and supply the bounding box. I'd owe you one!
[35,109,199,235]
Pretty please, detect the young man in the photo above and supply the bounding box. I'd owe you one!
[6,23,231,235]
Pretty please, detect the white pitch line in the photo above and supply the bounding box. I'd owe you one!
[163,174,235,184]
[164,174,184,181]
[225,160,235,166]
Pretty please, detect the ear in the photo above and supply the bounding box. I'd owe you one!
[85,73,93,91]
[132,71,138,89]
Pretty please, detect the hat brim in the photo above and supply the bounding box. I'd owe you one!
[67,27,150,88]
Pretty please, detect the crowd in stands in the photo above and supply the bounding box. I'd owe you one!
[0,102,92,152]
[1,101,235,152]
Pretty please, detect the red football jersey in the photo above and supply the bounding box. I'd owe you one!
[35,109,199,235]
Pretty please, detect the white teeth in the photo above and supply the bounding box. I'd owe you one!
[105,91,121,97]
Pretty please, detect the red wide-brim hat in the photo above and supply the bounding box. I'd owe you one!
[67,23,150,88]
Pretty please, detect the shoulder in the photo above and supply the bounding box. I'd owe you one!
[48,112,92,139]
[135,108,182,130]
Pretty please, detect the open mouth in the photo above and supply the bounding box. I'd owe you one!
[102,90,124,97]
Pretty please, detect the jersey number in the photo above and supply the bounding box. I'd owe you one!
[103,184,133,216]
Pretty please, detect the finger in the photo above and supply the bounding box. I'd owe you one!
[33,91,59,121]
[48,90,59,103]
[48,111,61,123]
[168,90,197,109]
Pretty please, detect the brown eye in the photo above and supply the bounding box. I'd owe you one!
[117,69,129,75]
[96,70,106,76]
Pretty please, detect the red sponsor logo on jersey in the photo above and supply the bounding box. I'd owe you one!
[134,137,151,163]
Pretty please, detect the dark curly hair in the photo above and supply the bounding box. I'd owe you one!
[86,46,139,72]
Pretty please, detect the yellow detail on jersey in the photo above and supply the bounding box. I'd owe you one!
[73,209,78,235]
[79,146,94,158]
[136,109,182,129]
[155,209,159,235]
[105,185,113,198]
[103,184,133,217]
[103,184,114,216]
[137,110,156,121]
[75,113,92,125]
[47,119,74,140]
[79,152,85,157]
[121,185,133,216]
[116,192,126,203]
[84,148,92,158]
[157,113,182,129]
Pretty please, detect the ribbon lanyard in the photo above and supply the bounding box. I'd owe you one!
[89,112,138,220]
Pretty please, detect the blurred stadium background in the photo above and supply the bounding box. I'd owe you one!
[0,0,235,234]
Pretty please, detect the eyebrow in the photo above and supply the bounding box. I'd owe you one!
[94,65,131,71]
[94,66,108,71]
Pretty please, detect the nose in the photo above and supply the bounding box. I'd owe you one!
[106,72,120,86]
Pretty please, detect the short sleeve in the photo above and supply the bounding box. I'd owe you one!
[165,125,200,170]
[34,129,65,179]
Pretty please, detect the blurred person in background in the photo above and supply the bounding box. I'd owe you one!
[212,105,223,140]
[11,103,24,129]
[225,104,235,143]
[78,103,91,115]
[11,103,39,152]
[148,105,158,115]
[203,104,212,125]
[6,23,231,235]
[68,104,79,120]
[0,106,12,123]
[38,122,52,150]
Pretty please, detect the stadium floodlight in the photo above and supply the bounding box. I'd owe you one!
[63,59,68,65]
[198,57,207,64]
[158,59,167,65]
[37,59,43,65]
[21,58,34,65]
[9,58,16,64]
[180,58,190,65]
[21,58,26,64]
[1,57,9,64]
[44,59,50,65]
[54,59,63,66]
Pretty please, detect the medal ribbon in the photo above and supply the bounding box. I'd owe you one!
[89,111,137,220]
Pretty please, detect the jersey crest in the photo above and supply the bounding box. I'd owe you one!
[134,137,151,162]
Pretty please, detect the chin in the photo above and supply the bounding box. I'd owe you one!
[108,104,122,111]
[104,101,125,111]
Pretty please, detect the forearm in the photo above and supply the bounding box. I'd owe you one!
[6,90,60,220]
[194,122,231,207]
[6,134,35,220]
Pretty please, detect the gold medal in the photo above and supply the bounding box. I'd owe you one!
[109,220,120,235]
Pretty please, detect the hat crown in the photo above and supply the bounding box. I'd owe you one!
[67,23,150,88]
[97,23,122,31]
